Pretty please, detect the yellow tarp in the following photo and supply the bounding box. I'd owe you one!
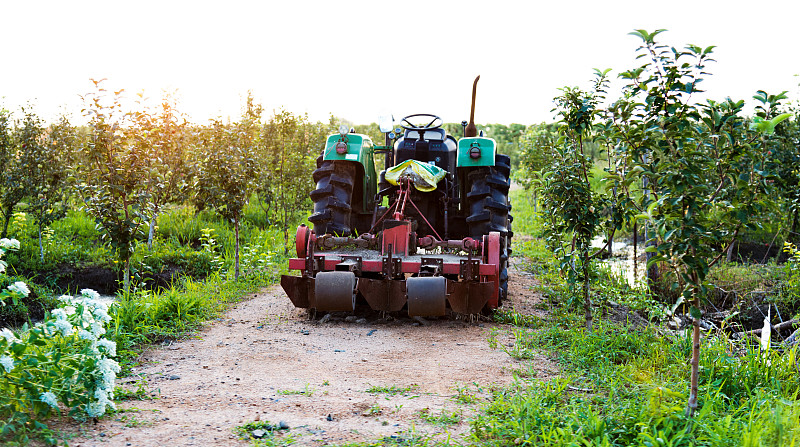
[385,160,446,192]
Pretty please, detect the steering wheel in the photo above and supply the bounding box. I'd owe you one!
[400,113,443,132]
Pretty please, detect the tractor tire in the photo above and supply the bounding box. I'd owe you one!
[467,154,512,304]
[309,161,356,236]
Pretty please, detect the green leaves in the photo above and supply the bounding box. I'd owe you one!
[749,113,792,135]
[629,29,667,44]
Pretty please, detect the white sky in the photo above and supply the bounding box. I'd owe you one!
[1,0,799,126]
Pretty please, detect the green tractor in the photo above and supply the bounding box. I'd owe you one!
[282,76,512,316]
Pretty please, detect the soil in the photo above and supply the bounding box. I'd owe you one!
[57,262,557,446]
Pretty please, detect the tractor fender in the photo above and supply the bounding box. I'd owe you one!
[457,136,496,167]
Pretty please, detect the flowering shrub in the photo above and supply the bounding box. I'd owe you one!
[1,238,120,443]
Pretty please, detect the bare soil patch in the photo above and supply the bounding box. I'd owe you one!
[60,264,554,446]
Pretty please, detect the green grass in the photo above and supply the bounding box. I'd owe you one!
[234,420,294,446]
[471,184,800,447]
[276,384,315,396]
[417,408,462,426]
[509,187,545,238]
[331,430,434,447]
[471,316,800,446]
[365,384,419,396]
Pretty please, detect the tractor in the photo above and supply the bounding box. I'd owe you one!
[281,76,512,316]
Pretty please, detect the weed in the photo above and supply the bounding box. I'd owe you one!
[333,429,432,447]
[364,403,382,416]
[277,383,315,396]
[451,384,479,405]
[116,412,153,428]
[418,408,462,426]
[234,420,294,446]
[114,375,156,401]
[365,384,419,396]
[492,308,543,328]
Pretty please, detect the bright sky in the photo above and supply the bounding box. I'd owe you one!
[2,0,799,126]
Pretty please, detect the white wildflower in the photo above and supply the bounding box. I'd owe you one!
[78,330,96,341]
[92,306,111,324]
[80,289,101,301]
[96,339,116,356]
[97,357,120,390]
[0,259,6,274]
[58,294,73,302]
[54,319,74,337]
[85,400,107,418]
[51,308,68,321]
[7,281,30,297]
[1,355,14,372]
[64,305,76,316]
[40,391,58,409]
[90,321,106,337]
[94,307,111,323]
[0,328,19,343]
[0,238,20,250]
[78,308,96,326]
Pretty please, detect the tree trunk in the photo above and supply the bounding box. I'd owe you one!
[686,309,701,417]
[607,231,614,258]
[790,207,799,242]
[583,257,593,331]
[38,225,44,262]
[726,238,735,263]
[1,206,12,239]
[686,280,701,418]
[283,224,290,256]
[147,211,158,250]
[234,218,240,280]
[123,258,131,296]
[633,222,638,282]
[645,222,659,292]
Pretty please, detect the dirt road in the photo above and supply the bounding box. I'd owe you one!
[62,266,553,446]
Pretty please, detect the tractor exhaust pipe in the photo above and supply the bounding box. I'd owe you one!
[464,75,480,138]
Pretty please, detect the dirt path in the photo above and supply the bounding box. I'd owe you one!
[62,264,554,446]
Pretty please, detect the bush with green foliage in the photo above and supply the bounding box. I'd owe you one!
[474,310,800,447]
[1,235,120,445]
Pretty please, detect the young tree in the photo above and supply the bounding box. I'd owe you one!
[192,111,256,280]
[1,109,35,239]
[0,109,12,239]
[260,110,324,254]
[24,114,74,261]
[76,80,149,294]
[540,71,624,330]
[131,92,189,249]
[767,94,800,245]
[600,29,789,416]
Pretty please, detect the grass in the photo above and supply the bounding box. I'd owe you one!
[471,313,800,446]
[114,375,157,401]
[451,384,481,405]
[365,384,419,396]
[234,420,294,446]
[466,186,800,447]
[331,430,435,447]
[277,384,315,396]
[417,408,462,426]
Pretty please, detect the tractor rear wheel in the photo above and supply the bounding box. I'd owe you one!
[309,160,356,236]
[466,154,512,304]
